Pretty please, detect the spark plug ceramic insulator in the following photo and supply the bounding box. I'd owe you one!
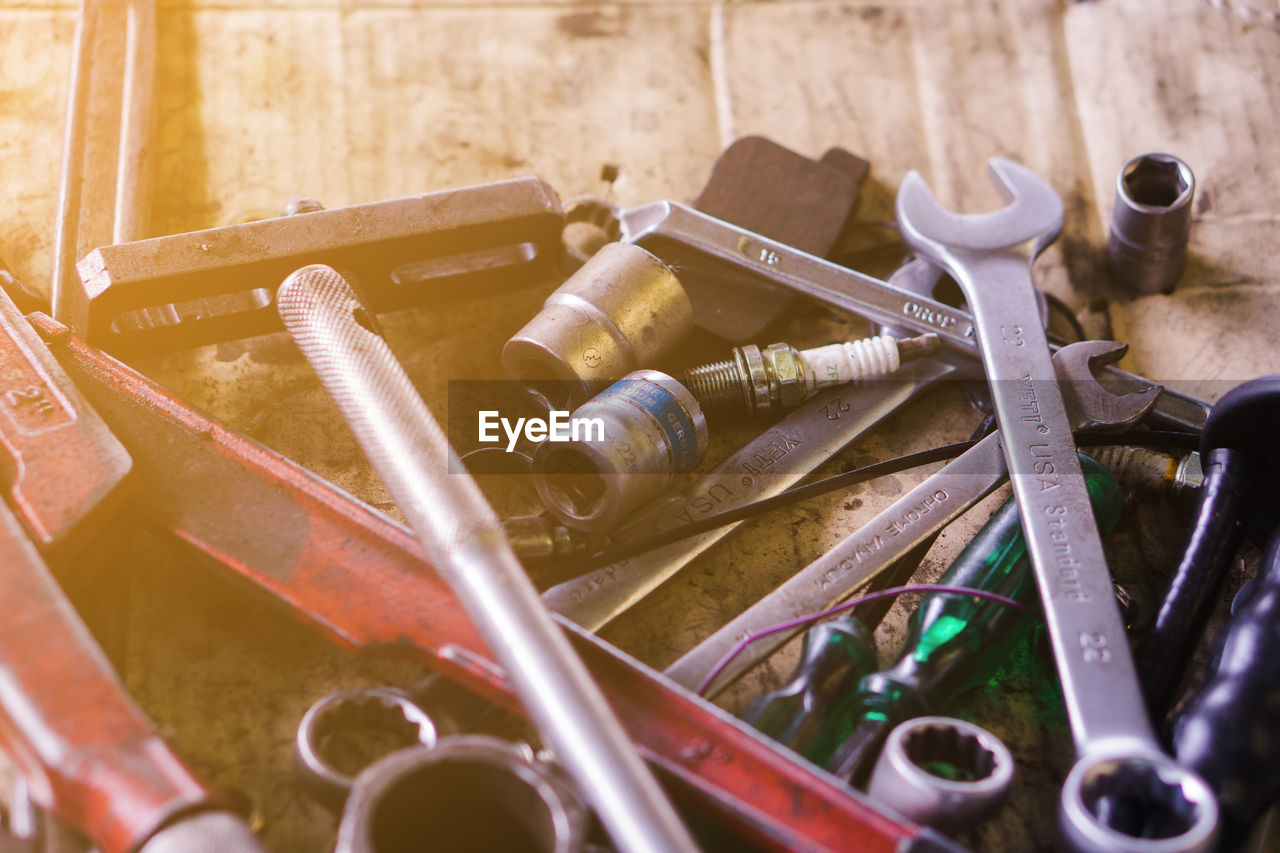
[680,333,941,419]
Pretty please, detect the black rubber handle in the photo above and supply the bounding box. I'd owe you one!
[1199,375,1280,545]
[1172,529,1280,850]
[1140,446,1249,716]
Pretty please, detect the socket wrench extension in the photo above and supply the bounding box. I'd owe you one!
[897,159,1216,853]
[277,265,696,853]
[664,342,1158,695]
[577,197,1211,432]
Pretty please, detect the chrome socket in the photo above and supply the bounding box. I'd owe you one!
[532,370,708,532]
[335,736,590,853]
[866,716,1014,835]
[294,687,441,810]
[1108,153,1196,294]
[503,242,694,412]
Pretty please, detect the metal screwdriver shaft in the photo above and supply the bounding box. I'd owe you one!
[277,264,697,853]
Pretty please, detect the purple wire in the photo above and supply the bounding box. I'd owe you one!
[695,583,1039,696]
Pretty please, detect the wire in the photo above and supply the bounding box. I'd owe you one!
[695,583,1038,695]
[1044,291,1087,344]
[970,410,997,441]
[541,430,1202,584]
[538,441,974,585]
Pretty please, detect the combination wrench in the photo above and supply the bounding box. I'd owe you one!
[580,195,1210,432]
[896,159,1217,853]
[665,341,1159,695]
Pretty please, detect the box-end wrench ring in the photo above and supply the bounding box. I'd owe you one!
[897,159,1217,853]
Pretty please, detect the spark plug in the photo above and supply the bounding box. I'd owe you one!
[679,333,941,419]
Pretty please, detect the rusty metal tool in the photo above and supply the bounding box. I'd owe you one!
[277,264,697,853]
[0,284,262,852]
[65,177,565,356]
[52,0,157,323]
[26,307,955,853]
[0,506,265,853]
[0,259,130,563]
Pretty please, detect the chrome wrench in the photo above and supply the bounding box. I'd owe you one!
[896,159,1217,853]
[544,258,968,631]
[600,198,1210,432]
[665,341,1158,695]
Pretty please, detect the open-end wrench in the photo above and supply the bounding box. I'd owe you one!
[896,160,1217,853]
[665,341,1158,695]
[543,257,969,631]
[598,198,1210,432]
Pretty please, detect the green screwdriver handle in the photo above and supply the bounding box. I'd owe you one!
[742,616,878,762]
[827,454,1121,780]
[864,455,1120,719]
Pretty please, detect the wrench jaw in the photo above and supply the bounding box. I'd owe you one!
[1060,749,1218,853]
[1054,341,1163,435]
[986,158,1066,257]
[894,158,1064,256]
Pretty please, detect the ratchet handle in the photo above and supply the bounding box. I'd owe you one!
[1141,446,1249,716]
[0,505,224,853]
[1171,528,1280,850]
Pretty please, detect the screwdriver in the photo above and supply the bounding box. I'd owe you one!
[757,454,1120,781]
[826,454,1122,783]
[742,615,878,764]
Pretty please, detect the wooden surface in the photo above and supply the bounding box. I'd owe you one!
[1,0,1279,850]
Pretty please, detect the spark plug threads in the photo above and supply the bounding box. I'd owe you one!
[680,333,941,419]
